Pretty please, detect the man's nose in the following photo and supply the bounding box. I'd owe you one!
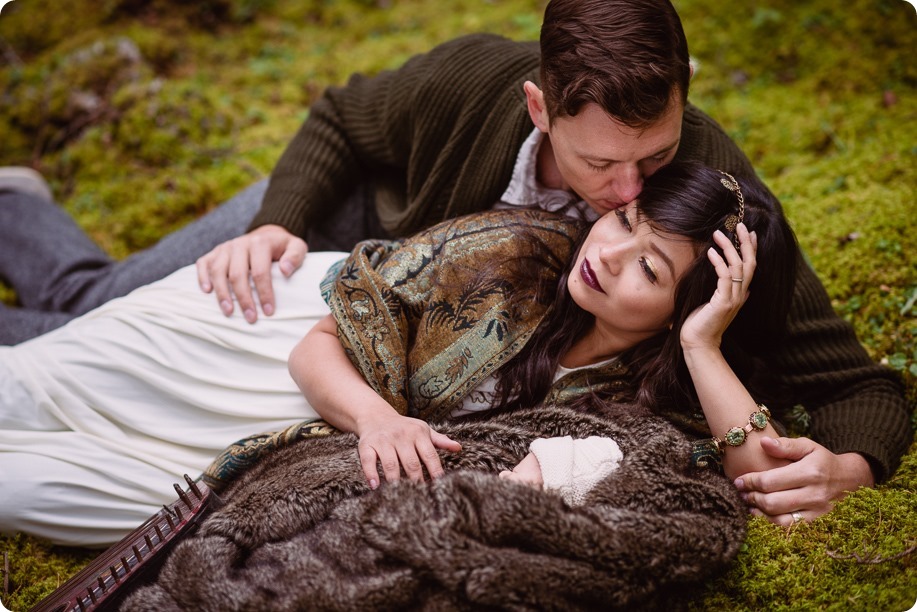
[611,165,643,203]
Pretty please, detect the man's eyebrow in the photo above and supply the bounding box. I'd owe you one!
[581,140,680,164]
[647,141,679,158]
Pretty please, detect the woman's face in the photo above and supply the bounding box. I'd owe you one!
[568,203,698,346]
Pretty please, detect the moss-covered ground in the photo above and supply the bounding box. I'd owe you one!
[0,0,914,609]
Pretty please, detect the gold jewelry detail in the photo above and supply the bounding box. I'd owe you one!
[731,278,744,283]
[711,404,771,454]
[718,171,745,248]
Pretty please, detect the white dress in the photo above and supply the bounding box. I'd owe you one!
[0,252,346,546]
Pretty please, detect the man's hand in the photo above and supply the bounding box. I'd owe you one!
[196,224,307,322]
[734,436,875,526]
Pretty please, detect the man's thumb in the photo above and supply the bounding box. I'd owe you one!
[760,435,809,461]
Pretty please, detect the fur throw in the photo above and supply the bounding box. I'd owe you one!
[122,406,746,611]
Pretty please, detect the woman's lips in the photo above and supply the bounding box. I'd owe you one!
[580,259,605,294]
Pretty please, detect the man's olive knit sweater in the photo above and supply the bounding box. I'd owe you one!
[252,33,910,480]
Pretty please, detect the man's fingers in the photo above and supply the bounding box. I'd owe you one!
[206,247,235,316]
[228,248,258,323]
[735,463,809,495]
[279,238,308,277]
[196,254,214,293]
[248,239,276,317]
[758,435,817,462]
[741,487,805,517]
[748,507,805,527]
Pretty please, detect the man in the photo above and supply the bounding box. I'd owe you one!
[0,0,909,525]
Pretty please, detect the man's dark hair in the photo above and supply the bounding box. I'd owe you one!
[539,0,691,128]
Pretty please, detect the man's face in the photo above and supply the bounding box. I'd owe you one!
[526,83,684,216]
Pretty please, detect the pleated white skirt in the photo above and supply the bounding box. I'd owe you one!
[0,252,346,546]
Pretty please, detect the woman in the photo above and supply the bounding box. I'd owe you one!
[111,161,798,610]
[0,162,796,547]
[292,162,797,487]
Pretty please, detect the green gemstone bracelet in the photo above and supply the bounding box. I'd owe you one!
[711,404,771,455]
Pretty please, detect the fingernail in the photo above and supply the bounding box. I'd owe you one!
[280,261,294,276]
[201,282,211,292]
[263,303,274,316]
[244,309,256,323]
[220,300,232,315]
[734,478,744,489]
[369,479,378,490]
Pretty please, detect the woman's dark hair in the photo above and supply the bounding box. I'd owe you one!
[540,0,691,128]
[495,162,799,415]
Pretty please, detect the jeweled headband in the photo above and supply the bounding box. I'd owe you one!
[718,170,745,249]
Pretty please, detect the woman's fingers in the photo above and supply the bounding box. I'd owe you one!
[358,419,459,487]
[712,223,757,300]
[358,443,382,489]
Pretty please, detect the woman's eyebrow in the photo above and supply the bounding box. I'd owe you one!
[650,242,676,279]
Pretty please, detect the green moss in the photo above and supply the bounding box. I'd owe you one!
[0,533,95,610]
[1,0,915,610]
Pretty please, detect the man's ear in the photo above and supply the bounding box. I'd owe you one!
[524,81,550,132]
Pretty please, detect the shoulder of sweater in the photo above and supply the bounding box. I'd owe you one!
[418,34,540,84]
[677,102,757,178]
[430,32,539,58]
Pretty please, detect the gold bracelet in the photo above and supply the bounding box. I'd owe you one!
[712,404,771,455]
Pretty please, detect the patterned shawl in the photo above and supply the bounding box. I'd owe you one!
[320,209,636,423]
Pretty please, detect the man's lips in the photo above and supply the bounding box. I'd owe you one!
[593,199,626,213]
[580,259,605,294]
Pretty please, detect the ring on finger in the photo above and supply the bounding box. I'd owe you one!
[731,278,744,283]
[791,511,804,524]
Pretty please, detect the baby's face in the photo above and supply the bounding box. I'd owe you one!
[498,452,544,488]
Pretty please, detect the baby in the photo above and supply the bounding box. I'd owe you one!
[499,436,623,506]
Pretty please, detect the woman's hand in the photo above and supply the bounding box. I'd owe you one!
[681,223,757,352]
[356,413,462,489]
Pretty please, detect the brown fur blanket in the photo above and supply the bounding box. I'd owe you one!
[121,406,746,611]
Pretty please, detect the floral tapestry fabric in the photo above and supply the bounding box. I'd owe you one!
[321,209,598,422]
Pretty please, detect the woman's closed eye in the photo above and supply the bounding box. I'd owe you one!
[639,257,659,284]
[615,208,632,232]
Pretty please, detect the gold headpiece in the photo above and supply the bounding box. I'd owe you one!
[718,171,745,248]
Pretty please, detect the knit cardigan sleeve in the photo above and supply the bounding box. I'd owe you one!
[250,33,537,239]
[772,260,911,481]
